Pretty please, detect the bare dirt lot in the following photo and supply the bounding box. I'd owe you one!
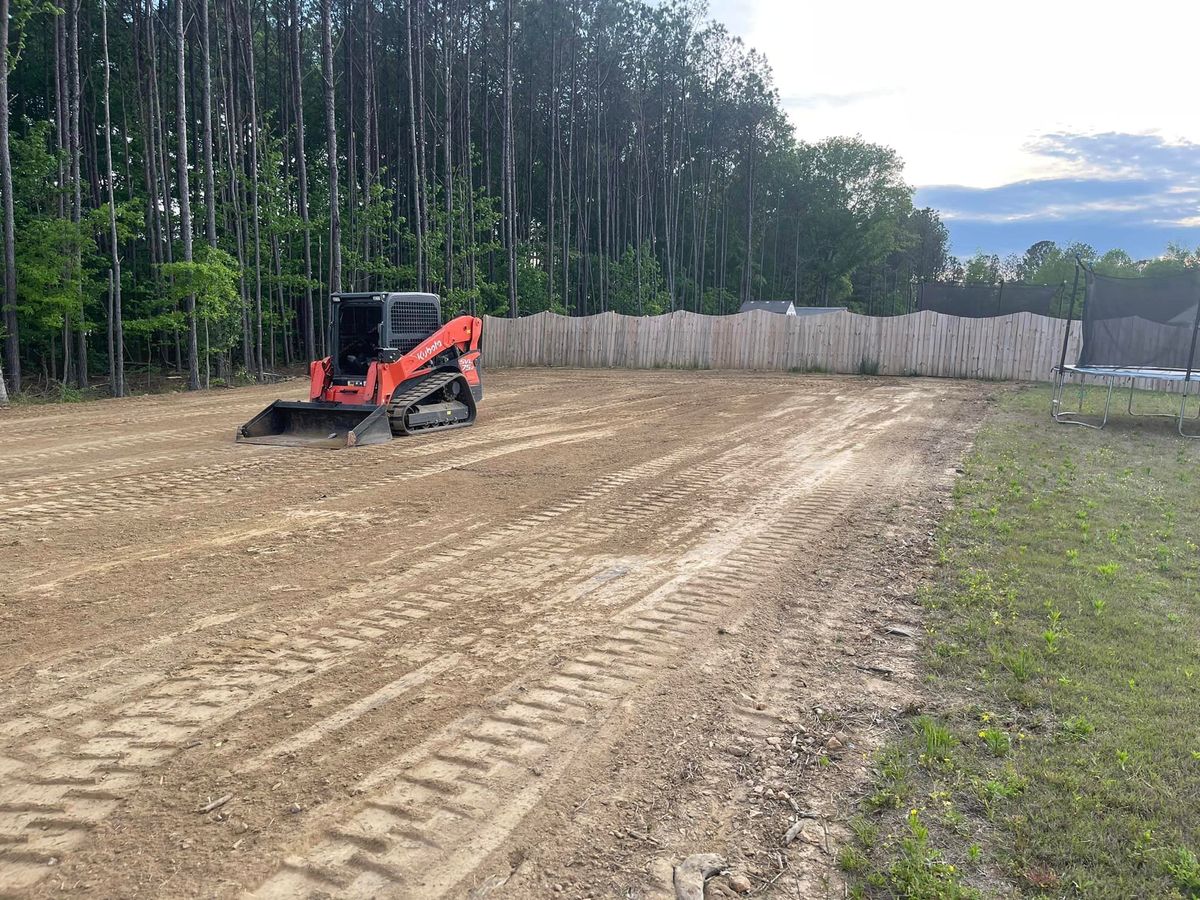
[0,370,988,898]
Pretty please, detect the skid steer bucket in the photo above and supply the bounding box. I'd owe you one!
[236,400,393,449]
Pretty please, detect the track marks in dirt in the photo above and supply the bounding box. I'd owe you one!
[0,412,772,888]
[0,382,745,531]
[0,425,605,530]
[246,422,911,898]
[0,372,985,898]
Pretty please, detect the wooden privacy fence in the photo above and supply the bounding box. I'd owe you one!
[482,309,1083,382]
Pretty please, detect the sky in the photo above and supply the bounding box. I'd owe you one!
[706,0,1200,260]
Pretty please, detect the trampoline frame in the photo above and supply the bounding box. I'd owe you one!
[1050,365,1200,437]
[1050,259,1200,438]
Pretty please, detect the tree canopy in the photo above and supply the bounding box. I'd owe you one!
[0,1,1191,397]
[0,0,954,395]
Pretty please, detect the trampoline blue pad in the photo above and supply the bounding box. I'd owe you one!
[1062,365,1198,382]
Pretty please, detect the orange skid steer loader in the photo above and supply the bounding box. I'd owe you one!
[237,292,483,448]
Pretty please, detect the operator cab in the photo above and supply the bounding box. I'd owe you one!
[330,292,443,383]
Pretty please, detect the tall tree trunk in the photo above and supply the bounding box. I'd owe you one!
[290,0,315,360]
[148,0,179,373]
[219,0,252,374]
[361,0,375,283]
[562,8,577,313]
[502,0,516,317]
[0,0,18,395]
[405,0,422,289]
[134,2,160,274]
[69,0,86,388]
[415,1,428,286]
[200,0,217,249]
[176,0,199,389]
[463,1,477,310]
[442,3,453,299]
[238,0,264,379]
[321,0,341,295]
[101,0,124,397]
[741,127,756,304]
[546,28,556,309]
[199,0,218,385]
[55,0,69,389]
[55,0,66,220]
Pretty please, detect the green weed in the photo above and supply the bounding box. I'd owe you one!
[978,726,1010,757]
[1000,647,1039,682]
[915,716,957,765]
[848,816,878,850]
[1163,847,1200,894]
[838,845,870,874]
[865,748,911,810]
[1061,714,1094,742]
[885,810,977,898]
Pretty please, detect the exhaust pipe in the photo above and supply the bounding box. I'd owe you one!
[236,401,393,449]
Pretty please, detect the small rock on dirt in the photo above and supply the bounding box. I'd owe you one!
[727,873,753,894]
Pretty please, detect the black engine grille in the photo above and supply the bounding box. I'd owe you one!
[389,297,441,353]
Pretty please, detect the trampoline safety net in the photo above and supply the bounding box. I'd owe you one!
[1080,270,1200,371]
[919,282,1059,318]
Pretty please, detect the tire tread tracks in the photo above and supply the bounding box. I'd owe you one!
[248,454,898,897]
[0,423,774,888]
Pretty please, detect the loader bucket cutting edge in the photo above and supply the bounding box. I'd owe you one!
[236,400,393,449]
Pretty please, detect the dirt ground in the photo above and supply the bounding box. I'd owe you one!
[0,369,988,899]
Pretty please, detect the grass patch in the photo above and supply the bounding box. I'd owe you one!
[846,386,1200,897]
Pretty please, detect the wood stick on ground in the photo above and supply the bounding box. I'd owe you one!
[199,794,233,814]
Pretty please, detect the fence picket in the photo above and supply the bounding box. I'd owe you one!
[478,310,1186,392]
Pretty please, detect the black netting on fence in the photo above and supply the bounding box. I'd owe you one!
[1079,271,1200,370]
[919,283,1060,318]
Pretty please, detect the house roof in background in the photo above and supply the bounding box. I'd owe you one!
[793,306,848,316]
[739,300,796,314]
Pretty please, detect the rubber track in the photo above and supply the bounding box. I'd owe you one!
[386,371,473,435]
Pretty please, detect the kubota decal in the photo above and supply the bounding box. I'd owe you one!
[416,339,444,362]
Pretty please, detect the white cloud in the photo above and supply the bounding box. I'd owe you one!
[706,0,1200,188]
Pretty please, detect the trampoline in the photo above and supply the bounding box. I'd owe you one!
[1051,265,1200,437]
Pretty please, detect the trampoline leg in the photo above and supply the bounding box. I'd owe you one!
[1050,370,1113,430]
[1051,369,1065,422]
[1181,384,1200,438]
[1187,389,1200,422]
[1051,369,1087,426]
[1126,380,1187,421]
